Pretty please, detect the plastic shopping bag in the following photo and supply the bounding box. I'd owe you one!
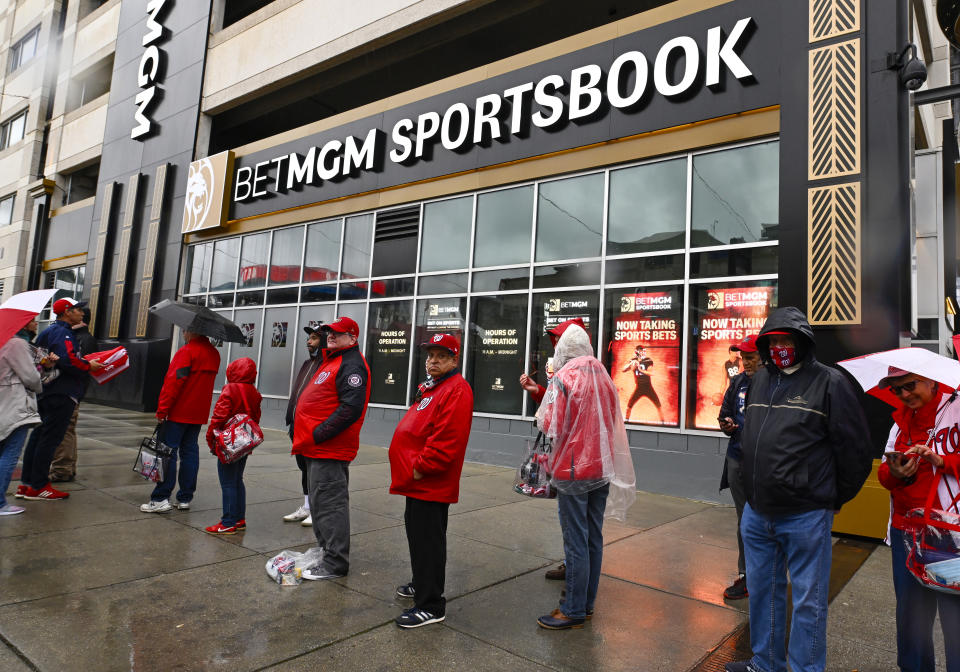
[513,432,556,499]
[265,548,324,586]
[214,413,264,464]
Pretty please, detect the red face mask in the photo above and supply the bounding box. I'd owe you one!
[769,345,797,368]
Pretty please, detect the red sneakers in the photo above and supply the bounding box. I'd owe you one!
[235,519,246,530]
[14,485,28,499]
[205,522,237,535]
[22,484,70,501]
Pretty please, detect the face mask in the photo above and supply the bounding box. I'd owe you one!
[769,345,797,368]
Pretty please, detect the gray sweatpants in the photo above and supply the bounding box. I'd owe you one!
[307,457,351,575]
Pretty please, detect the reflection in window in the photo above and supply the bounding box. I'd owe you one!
[409,297,466,400]
[533,262,601,289]
[342,213,374,279]
[475,186,533,267]
[269,227,303,285]
[605,255,684,284]
[691,142,779,246]
[608,158,687,254]
[469,294,528,414]
[210,238,239,292]
[536,174,603,262]
[210,309,232,390]
[260,307,297,395]
[685,280,777,430]
[304,219,342,282]
[418,273,468,295]
[689,246,778,279]
[472,267,529,292]
[185,243,212,293]
[421,197,471,272]
[366,300,411,404]
[337,302,368,353]
[239,233,270,288]
[0,194,13,226]
[529,290,599,394]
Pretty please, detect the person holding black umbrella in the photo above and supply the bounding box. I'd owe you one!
[140,328,220,514]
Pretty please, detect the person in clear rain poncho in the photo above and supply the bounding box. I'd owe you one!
[535,322,636,629]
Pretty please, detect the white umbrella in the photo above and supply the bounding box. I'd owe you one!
[837,347,960,406]
[0,288,57,349]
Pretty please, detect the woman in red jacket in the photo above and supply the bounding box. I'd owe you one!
[388,334,474,628]
[204,357,262,535]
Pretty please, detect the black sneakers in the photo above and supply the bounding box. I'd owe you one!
[395,583,415,598]
[723,575,749,600]
[395,607,444,628]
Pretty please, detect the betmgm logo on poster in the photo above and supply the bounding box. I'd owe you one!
[707,291,724,310]
[181,150,235,234]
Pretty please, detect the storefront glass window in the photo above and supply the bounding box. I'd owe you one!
[685,280,778,430]
[472,267,529,292]
[269,227,304,286]
[304,219,342,283]
[210,238,239,292]
[409,297,467,400]
[529,290,599,392]
[608,158,687,254]
[535,174,603,262]
[420,197,472,272]
[474,186,533,267]
[604,286,683,428]
[297,304,336,367]
[468,294,528,415]
[232,307,263,372]
[337,302,368,353]
[210,309,232,391]
[239,233,270,289]
[366,300,413,405]
[533,262,601,289]
[342,213,374,279]
[258,307,297,395]
[185,243,212,294]
[691,141,779,246]
[418,273,468,295]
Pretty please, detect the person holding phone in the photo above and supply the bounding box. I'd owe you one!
[876,369,960,672]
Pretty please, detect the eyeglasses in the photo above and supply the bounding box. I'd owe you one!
[888,380,919,396]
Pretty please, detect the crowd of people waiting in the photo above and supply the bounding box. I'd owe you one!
[1,298,959,670]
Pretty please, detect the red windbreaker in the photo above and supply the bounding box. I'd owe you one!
[389,372,474,503]
[156,336,220,424]
[205,357,262,450]
[292,344,370,461]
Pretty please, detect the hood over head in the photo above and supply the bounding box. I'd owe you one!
[226,357,257,384]
[548,318,589,348]
[552,324,594,371]
[756,307,815,362]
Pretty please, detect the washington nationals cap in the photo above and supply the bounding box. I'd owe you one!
[325,316,359,337]
[420,333,460,357]
[53,298,87,315]
[731,334,759,353]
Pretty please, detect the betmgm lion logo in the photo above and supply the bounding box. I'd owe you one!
[429,305,439,317]
[547,298,561,312]
[620,296,634,312]
[707,291,724,310]
[181,151,234,234]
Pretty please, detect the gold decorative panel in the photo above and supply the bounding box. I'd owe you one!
[109,174,141,338]
[810,0,860,42]
[809,39,861,180]
[137,164,168,337]
[808,183,860,324]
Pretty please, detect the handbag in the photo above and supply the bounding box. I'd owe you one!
[133,423,173,483]
[901,467,960,594]
[514,431,557,499]
[213,413,264,464]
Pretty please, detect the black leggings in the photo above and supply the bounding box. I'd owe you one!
[295,453,308,495]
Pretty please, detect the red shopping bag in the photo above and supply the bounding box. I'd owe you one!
[86,346,129,384]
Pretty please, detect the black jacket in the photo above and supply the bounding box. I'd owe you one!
[740,307,873,514]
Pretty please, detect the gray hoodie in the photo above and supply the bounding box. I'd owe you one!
[0,332,42,441]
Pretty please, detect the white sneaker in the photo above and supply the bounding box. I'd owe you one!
[283,505,310,522]
[141,499,173,513]
[301,515,313,527]
[0,504,25,516]
[176,501,191,510]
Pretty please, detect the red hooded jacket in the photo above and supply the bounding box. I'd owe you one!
[292,344,370,461]
[389,371,474,503]
[156,336,220,424]
[205,357,262,451]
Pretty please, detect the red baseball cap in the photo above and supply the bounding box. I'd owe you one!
[420,333,460,356]
[324,316,359,337]
[732,334,759,353]
[53,298,87,315]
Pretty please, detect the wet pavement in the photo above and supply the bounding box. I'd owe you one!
[0,404,947,671]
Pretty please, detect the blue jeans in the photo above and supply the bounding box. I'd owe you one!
[0,426,30,508]
[217,456,247,527]
[890,526,960,672]
[149,422,201,504]
[557,483,609,620]
[741,503,833,672]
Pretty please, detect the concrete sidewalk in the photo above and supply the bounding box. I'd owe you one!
[0,404,945,671]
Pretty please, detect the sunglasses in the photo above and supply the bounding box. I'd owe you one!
[888,380,919,395]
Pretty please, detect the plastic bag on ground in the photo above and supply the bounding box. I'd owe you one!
[265,547,324,585]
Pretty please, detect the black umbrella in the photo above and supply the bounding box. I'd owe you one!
[149,299,246,343]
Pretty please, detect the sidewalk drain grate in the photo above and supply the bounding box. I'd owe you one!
[688,537,877,672]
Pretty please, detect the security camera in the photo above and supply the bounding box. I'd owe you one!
[887,44,927,91]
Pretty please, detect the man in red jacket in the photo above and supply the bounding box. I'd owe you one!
[388,333,474,628]
[293,316,370,580]
[140,330,220,514]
